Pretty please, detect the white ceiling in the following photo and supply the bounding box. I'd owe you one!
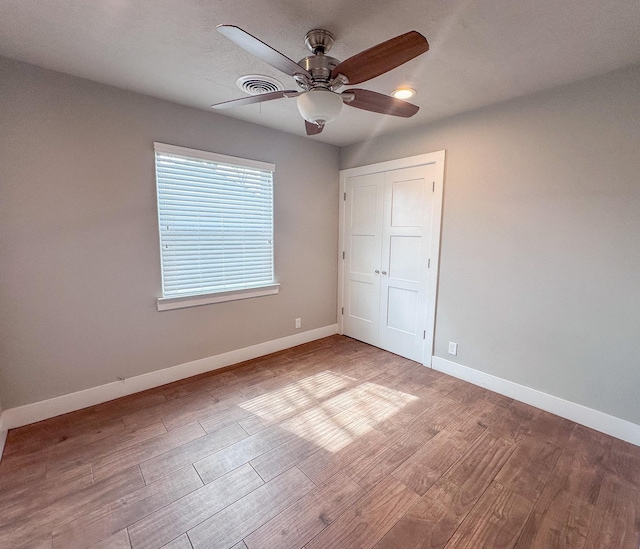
[1,0,639,146]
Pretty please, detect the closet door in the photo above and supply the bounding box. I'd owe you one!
[340,151,444,365]
[378,165,434,361]
[342,172,384,346]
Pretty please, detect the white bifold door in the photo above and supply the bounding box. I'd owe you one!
[340,154,444,364]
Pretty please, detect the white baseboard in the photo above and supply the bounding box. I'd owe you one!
[0,427,7,461]
[0,324,339,439]
[432,356,640,447]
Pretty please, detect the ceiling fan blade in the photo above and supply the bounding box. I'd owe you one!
[331,31,429,85]
[217,25,311,79]
[211,90,300,109]
[305,120,324,136]
[343,89,419,117]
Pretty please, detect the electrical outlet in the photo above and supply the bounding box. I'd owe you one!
[295,318,302,329]
[448,342,458,356]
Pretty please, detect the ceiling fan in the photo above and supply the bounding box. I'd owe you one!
[212,25,429,135]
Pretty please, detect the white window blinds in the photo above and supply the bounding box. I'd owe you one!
[154,143,275,299]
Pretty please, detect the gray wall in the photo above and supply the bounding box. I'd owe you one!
[0,57,339,409]
[342,64,640,425]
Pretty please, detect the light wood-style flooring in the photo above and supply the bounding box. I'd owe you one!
[1,336,639,548]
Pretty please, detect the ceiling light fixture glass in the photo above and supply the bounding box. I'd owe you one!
[391,87,416,100]
[297,90,343,127]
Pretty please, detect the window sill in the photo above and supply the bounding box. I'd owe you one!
[157,284,280,311]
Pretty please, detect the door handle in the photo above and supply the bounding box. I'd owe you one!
[374,270,380,274]
[381,271,387,275]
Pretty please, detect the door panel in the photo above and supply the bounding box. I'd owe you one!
[342,173,384,346]
[386,287,419,333]
[390,178,426,227]
[389,236,421,282]
[379,166,435,361]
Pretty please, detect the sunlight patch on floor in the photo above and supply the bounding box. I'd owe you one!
[239,371,418,453]
[238,371,354,422]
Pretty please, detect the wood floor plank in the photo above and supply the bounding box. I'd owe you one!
[297,426,388,486]
[52,466,203,548]
[445,380,488,405]
[514,481,594,549]
[187,467,315,549]
[91,422,206,482]
[250,435,320,482]
[120,390,239,431]
[280,401,370,444]
[238,371,303,400]
[161,371,239,402]
[44,419,168,478]
[408,396,468,433]
[565,424,613,465]
[0,449,48,490]
[344,426,436,491]
[444,482,533,549]
[487,400,541,443]
[92,391,169,420]
[583,474,640,549]
[376,478,474,549]
[0,462,93,521]
[443,432,517,502]
[89,528,131,549]
[305,476,419,549]
[127,463,263,549]
[528,410,575,448]
[442,397,502,446]
[197,405,254,435]
[193,424,296,484]
[244,472,364,549]
[448,396,503,429]
[236,383,320,425]
[495,435,562,502]
[237,391,325,435]
[3,393,158,459]
[1,417,126,468]
[161,391,249,432]
[45,418,129,459]
[515,511,587,549]
[603,437,640,488]
[391,430,468,497]
[139,423,247,484]
[546,450,604,505]
[482,390,514,408]
[0,466,144,548]
[159,535,193,549]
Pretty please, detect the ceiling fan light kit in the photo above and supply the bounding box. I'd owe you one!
[297,89,343,126]
[213,25,429,135]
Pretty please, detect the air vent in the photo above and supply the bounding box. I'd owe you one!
[236,75,284,96]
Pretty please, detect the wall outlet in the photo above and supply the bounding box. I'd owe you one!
[295,318,302,329]
[448,341,458,356]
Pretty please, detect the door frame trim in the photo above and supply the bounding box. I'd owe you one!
[338,151,446,367]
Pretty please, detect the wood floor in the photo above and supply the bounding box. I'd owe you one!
[1,336,639,549]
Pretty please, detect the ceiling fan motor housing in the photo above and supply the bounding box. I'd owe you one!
[297,55,340,88]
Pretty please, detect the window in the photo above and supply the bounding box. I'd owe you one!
[154,143,278,311]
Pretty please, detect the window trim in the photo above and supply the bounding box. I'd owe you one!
[157,283,280,311]
[153,142,278,311]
